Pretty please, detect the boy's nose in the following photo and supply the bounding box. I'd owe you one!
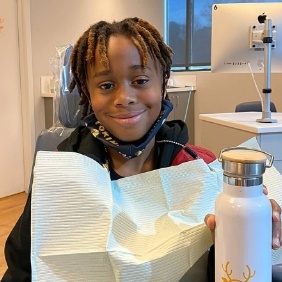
[114,84,137,106]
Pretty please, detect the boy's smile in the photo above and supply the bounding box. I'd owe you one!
[87,35,163,142]
[108,109,146,126]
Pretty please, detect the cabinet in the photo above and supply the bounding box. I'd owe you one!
[166,87,194,121]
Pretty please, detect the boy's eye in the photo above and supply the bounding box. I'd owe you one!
[99,82,114,90]
[134,79,149,85]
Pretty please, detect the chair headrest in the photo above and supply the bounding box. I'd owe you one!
[55,44,83,128]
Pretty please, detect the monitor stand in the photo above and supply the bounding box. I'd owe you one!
[256,17,277,123]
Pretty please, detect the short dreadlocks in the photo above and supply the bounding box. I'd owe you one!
[69,17,174,118]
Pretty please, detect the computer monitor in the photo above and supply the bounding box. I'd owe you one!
[211,3,282,73]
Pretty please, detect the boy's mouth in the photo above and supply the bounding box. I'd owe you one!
[109,110,147,126]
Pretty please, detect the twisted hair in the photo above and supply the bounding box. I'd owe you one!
[69,17,174,118]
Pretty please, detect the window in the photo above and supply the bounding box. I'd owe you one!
[165,0,282,71]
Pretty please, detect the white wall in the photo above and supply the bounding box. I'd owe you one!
[30,0,164,137]
[0,0,25,197]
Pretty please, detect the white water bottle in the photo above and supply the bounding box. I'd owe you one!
[215,147,273,282]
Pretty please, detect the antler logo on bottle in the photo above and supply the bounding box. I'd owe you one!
[221,262,255,281]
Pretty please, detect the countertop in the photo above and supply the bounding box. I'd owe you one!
[199,112,282,134]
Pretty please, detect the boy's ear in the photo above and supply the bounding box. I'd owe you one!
[163,72,169,84]
[162,75,168,100]
[164,77,169,86]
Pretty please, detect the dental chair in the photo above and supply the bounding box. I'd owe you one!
[29,45,82,191]
[35,44,82,153]
[235,100,277,112]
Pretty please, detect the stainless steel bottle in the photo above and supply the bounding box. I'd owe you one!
[215,147,273,282]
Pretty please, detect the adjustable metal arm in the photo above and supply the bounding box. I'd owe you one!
[257,18,277,123]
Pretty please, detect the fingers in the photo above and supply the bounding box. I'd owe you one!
[263,185,268,195]
[204,214,216,243]
[204,214,216,229]
[270,199,282,250]
[262,186,281,249]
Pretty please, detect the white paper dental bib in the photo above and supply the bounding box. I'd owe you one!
[30,137,282,281]
[31,152,221,282]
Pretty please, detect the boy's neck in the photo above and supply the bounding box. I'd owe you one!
[106,138,158,177]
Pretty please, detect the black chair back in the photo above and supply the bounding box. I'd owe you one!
[235,101,277,112]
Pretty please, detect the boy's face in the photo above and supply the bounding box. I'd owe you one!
[87,35,163,142]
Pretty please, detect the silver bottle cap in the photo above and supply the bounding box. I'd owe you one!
[219,147,274,186]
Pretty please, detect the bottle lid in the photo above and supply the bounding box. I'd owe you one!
[221,150,266,164]
[219,147,273,179]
